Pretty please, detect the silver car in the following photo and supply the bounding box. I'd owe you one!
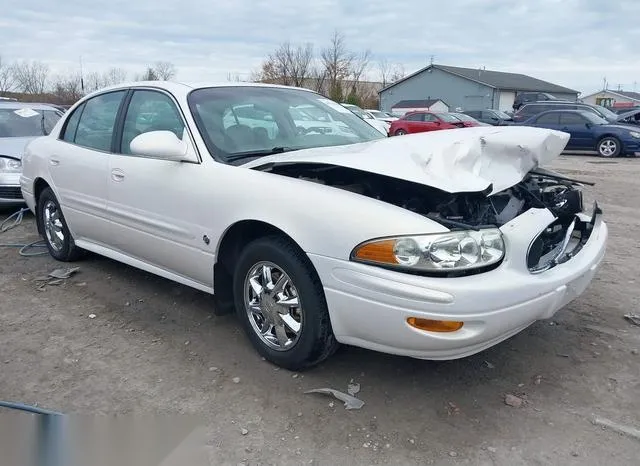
[0,102,63,206]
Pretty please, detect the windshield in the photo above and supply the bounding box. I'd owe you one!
[0,108,61,137]
[582,112,609,125]
[595,105,619,121]
[451,113,473,122]
[434,113,460,123]
[368,110,386,118]
[188,87,384,163]
[343,104,373,119]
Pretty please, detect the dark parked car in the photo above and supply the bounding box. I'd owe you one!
[389,111,466,135]
[463,109,513,126]
[519,109,640,157]
[513,101,621,123]
[513,92,564,110]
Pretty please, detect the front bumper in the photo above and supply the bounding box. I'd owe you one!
[0,172,25,206]
[309,207,607,360]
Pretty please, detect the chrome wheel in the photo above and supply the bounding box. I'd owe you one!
[43,200,64,252]
[244,261,303,351]
[599,139,618,157]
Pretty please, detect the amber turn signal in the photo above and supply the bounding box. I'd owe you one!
[407,317,464,333]
[353,240,398,264]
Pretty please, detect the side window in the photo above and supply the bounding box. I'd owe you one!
[121,90,185,155]
[404,113,423,122]
[535,113,560,125]
[74,91,126,152]
[61,104,85,142]
[465,111,480,118]
[423,113,438,122]
[482,111,497,120]
[560,113,587,125]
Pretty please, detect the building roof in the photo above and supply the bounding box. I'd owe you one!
[380,64,578,94]
[392,99,446,109]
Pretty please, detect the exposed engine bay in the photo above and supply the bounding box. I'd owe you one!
[259,162,596,272]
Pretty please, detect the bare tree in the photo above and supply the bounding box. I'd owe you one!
[84,71,104,92]
[378,58,391,87]
[104,67,128,86]
[346,49,371,102]
[153,61,176,80]
[0,55,15,95]
[308,64,327,94]
[389,63,405,83]
[321,31,353,102]
[257,42,314,87]
[12,60,49,94]
[226,72,241,82]
[139,66,159,81]
[51,73,83,104]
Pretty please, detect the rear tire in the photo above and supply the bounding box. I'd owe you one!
[395,129,407,136]
[233,235,338,370]
[37,188,83,261]
[597,136,621,157]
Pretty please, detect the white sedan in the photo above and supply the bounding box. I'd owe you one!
[21,82,608,370]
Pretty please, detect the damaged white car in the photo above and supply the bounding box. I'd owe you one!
[20,82,608,370]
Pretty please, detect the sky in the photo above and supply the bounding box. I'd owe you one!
[2,0,639,95]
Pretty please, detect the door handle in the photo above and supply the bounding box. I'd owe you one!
[111,169,125,182]
[49,157,60,166]
[562,127,570,131]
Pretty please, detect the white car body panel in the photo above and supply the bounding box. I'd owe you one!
[244,125,570,195]
[20,81,608,362]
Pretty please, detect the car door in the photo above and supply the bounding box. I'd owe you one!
[106,88,214,287]
[481,111,500,125]
[421,113,443,131]
[559,112,592,149]
[401,113,423,133]
[47,90,126,245]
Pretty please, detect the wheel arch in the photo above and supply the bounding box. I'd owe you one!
[596,134,624,154]
[33,177,52,235]
[212,219,311,315]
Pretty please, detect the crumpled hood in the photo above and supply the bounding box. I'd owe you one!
[245,126,570,194]
[0,137,38,160]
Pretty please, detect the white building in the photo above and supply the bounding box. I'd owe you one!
[391,99,449,115]
[581,90,640,109]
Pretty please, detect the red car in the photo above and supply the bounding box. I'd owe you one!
[389,111,470,136]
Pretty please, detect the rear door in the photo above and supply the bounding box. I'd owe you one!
[106,88,214,287]
[559,112,592,149]
[403,113,424,133]
[47,90,126,245]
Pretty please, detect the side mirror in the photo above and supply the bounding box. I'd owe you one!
[585,122,592,129]
[130,130,190,161]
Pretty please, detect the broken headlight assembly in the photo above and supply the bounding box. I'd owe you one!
[0,157,22,173]
[351,229,505,274]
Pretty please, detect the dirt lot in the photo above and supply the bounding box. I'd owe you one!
[1,155,639,465]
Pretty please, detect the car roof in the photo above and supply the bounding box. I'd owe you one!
[83,80,318,101]
[0,101,62,111]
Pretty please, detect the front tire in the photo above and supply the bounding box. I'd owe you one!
[37,188,83,261]
[395,129,407,136]
[233,235,338,370]
[597,136,621,157]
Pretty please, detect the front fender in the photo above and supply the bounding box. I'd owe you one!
[210,165,448,261]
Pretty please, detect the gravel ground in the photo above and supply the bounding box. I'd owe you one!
[1,155,639,465]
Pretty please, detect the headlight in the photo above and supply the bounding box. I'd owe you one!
[630,131,640,139]
[0,157,22,173]
[351,229,505,273]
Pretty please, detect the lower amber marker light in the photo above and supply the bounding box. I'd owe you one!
[407,317,464,333]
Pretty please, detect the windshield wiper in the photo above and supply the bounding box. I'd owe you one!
[226,146,299,162]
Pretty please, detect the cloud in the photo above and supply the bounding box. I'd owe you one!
[1,0,638,94]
